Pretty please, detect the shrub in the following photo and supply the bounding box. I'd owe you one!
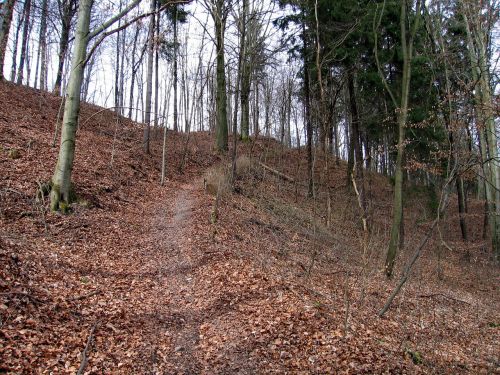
[235,155,252,176]
[203,166,230,197]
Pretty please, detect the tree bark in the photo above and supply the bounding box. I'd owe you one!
[0,0,16,80]
[53,0,77,95]
[17,0,32,84]
[213,0,228,152]
[50,0,93,211]
[153,0,160,131]
[10,9,23,81]
[462,4,499,257]
[143,0,155,154]
[302,20,313,197]
[128,21,141,118]
[385,0,421,278]
[35,0,49,89]
[114,0,122,114]
[173,7,179,131]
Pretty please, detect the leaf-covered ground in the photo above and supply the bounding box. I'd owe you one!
[0,81,498,373]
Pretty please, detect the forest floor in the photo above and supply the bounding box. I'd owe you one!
[0,81,499,374]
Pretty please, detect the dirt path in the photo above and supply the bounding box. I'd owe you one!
[146,181,204,374]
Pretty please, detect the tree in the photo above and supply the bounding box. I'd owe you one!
[53,0,78,95]
[204,0,230,152]
[163,3,187,132]
[143,0,156,154]
[461,0,499,258]
[378,0,423,278]
[50,0,94,210]
[37,0,50,90]
[50,0,147,210]
[0,0,16,80]
[16,0,31,85]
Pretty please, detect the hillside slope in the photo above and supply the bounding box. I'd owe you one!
[0,82,498,373]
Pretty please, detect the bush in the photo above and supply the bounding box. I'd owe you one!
[235,155,253,176]
[203,166,230,197]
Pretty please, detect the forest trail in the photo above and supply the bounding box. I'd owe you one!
[147,180,203,374]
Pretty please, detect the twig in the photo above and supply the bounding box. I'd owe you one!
[67,290,102,302]
[0,291,45,304]
[379,179,453,317]
[77,321,99,375]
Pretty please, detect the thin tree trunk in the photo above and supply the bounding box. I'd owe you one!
[35,0,47,89]
[10,10,23,82]
[385,0,422,278]
[128,21,140,118]
[213,0,228,152]
[161,78,172,185]
[462,5,499,258]
[253,81,259,136]
[53,0,76,95]
[173,7,179,131]
[143,0,155,154]
[456,177,468,241]
[114,0,122,114]
[239,0,250,141]
[303,20,313,197]
[153,0,160,132]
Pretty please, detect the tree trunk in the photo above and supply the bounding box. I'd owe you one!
[214,0,228,152]
[253,82,260,136]
[35,0,48,89]
[128,22,140,118]
[53,0,76,95]
[0,0,16,80]
[173,7,179,131]
[153,0,160,131]
[114,0,122,114]
[347,71,363,182]
[239,0,250,141]
[143,0,155,154]
[16,0,31,85]
[82,53,95,102]
[50,0,93,211]
[456,177,468,241]
[10,9,23,82]
[302,21,313,197]
[462,5,499,258]
[385,0,421,278]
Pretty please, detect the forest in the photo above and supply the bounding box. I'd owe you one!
[0,0,499,372]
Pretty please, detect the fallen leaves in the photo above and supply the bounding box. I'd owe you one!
[1,81,499,374]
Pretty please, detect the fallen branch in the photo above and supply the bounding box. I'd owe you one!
[378,216,440,317]
[77,321,99,375]
[67,290,102,302]
[2,188,27,196]
[0,291,45,304]
[418,293,471,305]
[259,162,295,182]
[378,175,454,317]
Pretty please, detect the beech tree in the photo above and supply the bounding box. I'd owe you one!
[53,0,78,95]
[143,0,156,154]
[373,0,423,277]
[15,0,30,85]
[204,0,231,152]
[461,0,499,258]
[50,0,163,210]
[0,0,16,80]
